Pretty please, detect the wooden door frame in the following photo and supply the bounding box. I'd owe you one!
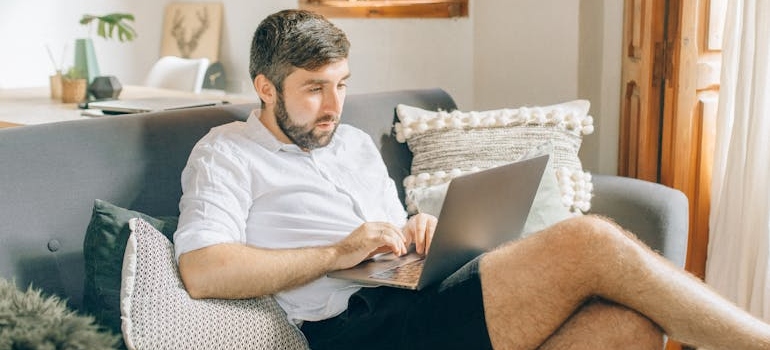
[661,0,722,280]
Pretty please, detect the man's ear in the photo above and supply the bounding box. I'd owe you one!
[254,75,277,104]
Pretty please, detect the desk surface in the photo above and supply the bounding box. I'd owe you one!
[0,121,21,128]
[0,86,258,126]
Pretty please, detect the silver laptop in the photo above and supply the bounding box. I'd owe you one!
[328,153,549,290]
[88,97,222,114]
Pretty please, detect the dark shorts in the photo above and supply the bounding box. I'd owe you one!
[300,257,493,350]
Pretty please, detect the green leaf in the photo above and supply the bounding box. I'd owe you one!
[79,13,137,42]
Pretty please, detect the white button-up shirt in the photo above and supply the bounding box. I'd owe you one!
[174,111,407,323]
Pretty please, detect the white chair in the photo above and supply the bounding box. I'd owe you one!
[144,56,210,93]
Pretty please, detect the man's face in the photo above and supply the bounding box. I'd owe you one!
[274,59,350,150]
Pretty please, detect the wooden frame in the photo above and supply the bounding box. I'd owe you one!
[299,0,468,18]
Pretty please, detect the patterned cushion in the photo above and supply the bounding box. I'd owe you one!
[120,218,309,350]
[83,199,178,338]
[395,100,594,214]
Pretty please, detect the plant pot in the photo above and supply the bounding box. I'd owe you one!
[61,78,87,103]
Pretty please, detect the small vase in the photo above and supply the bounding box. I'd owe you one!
[49,72,62,100]
[74,38,100,85]
[61,78,87,103]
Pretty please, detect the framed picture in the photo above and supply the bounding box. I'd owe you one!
[161,2,223,61]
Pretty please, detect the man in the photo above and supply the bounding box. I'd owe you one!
[174,9,770,350]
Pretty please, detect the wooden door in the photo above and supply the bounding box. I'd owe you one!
[660,0,724,280]
[618,0,667,182]
[620,0,724,278]
[620,1,724,348]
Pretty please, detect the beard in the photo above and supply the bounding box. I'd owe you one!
[274,93,339,150]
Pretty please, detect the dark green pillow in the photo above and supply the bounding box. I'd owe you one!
[82,199,178,338]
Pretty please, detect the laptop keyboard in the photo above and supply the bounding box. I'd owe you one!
[370,258,425,283]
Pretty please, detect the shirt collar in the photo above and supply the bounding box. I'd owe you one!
[245,110,340,155]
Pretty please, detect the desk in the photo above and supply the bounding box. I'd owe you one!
[0,86,258,126]
[0,121,21,128]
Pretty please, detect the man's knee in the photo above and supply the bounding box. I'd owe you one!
[540,215,638,255]
[539,299,664,350]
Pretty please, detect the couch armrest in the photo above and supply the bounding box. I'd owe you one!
[588,174,689,268]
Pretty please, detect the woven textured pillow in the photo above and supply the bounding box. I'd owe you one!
[120,218,308,350]
[395,100,594,214]
[407,142,574,236]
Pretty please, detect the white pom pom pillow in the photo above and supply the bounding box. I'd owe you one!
[394,100,594,220]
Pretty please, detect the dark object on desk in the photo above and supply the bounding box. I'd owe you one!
[203,62,226,90]
[88,76,122,99]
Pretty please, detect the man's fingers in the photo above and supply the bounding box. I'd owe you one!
[414,217,427,255]
[406,213,437,255]
[377,226,407,256]
[424,216,437,255]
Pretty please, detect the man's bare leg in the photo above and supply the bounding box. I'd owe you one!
[538,298,663,350]
[480,215,770,350]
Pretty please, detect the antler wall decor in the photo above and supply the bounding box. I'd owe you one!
[170,7,210,58]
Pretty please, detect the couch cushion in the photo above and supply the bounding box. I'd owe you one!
[395,100,594,216]
[120,218,308,349]
[82,199,178,337]
[0,103,254,312]
[407,141,575,236]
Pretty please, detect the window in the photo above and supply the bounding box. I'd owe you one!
[299,0,468,18]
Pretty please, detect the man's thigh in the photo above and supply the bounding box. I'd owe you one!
[539,298,663,350]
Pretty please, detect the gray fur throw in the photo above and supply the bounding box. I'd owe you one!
[0,278,120,349]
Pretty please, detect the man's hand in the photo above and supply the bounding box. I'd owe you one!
[331,222,408,270]
[330,214,438,271]
[404,213,438,255]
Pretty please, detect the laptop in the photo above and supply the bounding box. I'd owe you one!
[87,97,223,114]
[328,153,549,290]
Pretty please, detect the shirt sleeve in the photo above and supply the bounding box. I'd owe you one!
[173,140,253,261]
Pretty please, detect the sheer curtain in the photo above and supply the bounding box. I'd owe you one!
[706,0,770,319]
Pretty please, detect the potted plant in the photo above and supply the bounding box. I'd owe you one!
[74,13,137,84]
[60,67,88,103]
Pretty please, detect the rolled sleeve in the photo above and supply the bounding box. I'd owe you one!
[174,141,253,261]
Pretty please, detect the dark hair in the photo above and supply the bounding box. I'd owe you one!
[249,9,350,94]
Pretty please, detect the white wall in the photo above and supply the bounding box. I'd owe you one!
[335,17,473,109]
[473,0,621,174]
[578,0,623,175]
[0,0,473,105]
[0,0,621,174]
[473,0,580,108]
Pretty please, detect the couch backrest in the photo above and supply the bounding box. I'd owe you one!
[0,88,456,311]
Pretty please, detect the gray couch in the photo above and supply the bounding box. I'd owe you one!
[0,88,688,346]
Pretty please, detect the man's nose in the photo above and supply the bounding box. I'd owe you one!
[323,89,344,116]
